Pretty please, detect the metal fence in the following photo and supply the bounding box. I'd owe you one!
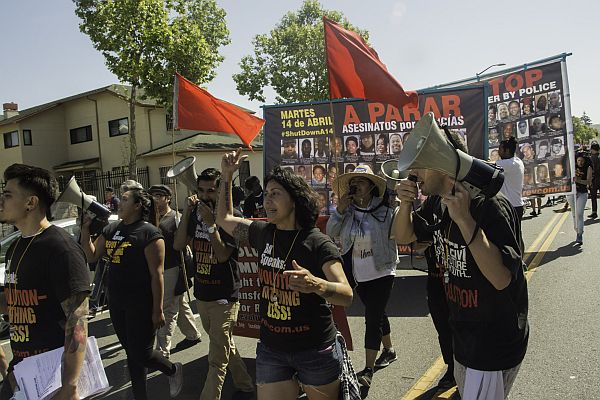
[0,167,149,238]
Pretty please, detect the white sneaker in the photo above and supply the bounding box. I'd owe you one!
[169,362,183,398]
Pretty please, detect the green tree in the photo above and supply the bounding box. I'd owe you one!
[75,0,230,178]
[233,0,368,104]
[573,115,597,144]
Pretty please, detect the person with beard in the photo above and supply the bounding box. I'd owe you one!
[217,149,353,400]
[392,115,528,400]
[390,133,403,155]
[148,185,202,359]
[173,168,254,400]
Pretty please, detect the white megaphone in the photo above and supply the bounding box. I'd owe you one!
[55,176,112,221]
[383,112,504,197]
[166,156,198,193]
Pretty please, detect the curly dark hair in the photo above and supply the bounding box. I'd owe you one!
[4,164,59,219]
[127,189,159,226]
[265,166,319,229]
[198,168,221,187]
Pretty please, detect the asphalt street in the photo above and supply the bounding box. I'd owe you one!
[1,197,599,400]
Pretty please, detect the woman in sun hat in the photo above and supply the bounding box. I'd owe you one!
[326,164,399,389]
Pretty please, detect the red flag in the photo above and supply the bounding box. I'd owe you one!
[323,16,418,109]
[174,73,264,148]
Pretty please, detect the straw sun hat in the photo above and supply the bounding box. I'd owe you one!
[331,164,387,199]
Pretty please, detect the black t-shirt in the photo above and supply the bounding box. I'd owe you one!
[575,159,591,193]
[3,226,90,364]
[243,191,266,218]
[413,195,529,371]
[159,210,180,270]
[249,220,341,352]
[102,220,163,303]
[187,208,240,301]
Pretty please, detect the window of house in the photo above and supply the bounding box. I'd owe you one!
[3,131,19,148]
[23,130,32,146]
[70,125,93,144]
[108,117,129,137]
[159,166,175,184]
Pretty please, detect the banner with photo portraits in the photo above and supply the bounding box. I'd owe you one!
[484,61,571,197]
[263,86,485,216]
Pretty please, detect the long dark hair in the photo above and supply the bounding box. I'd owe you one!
[265,166,319,229]
[128,189,159,226]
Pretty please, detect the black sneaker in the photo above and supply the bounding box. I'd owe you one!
[437,369,456,390]
[175,337,202,350]
[589,213,598,219]
[374,348,397,368]
[357,367,373,388]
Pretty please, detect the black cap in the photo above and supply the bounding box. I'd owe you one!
[148,184,172,197]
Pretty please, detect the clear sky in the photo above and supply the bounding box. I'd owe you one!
[1,0,598,122]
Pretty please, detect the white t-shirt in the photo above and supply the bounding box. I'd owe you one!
[351,210,396,282]
[496,156,525,207]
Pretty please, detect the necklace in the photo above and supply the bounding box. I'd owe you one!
[8,225,49,304]
[270,228,301,304]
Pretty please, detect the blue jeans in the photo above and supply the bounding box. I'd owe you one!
[256,340,342,386]
[568,192,587,235]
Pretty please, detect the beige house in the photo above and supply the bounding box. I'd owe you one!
[0,85,264,202]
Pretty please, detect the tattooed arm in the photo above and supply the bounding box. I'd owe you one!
[216,149,252,241]
[56,292,89,399]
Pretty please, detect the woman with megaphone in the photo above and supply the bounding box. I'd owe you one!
[326,164,399,390]
[217,149,354,400]
[79,187,183,399]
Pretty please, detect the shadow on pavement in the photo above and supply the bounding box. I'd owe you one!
[100,355,258,400]
[529,242,584,269]
[346,275,429,318]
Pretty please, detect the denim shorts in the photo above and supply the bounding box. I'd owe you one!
[256,340,342,386]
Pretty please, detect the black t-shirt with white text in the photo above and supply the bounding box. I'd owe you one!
[249,220,341,352]
[243,192,266,218]
[4,226,90,364]
[102,220,163,303]
[187,208,241,301]
[413,194,529,371]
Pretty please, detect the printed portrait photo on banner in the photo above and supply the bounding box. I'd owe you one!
[517,120,530,139]
[535,93,548,114]
[501,122,515,140]
[300,138,314,159]
[311,164,326,185]
[529,116,546,135]
[344,135,360,157]
[548,115,564,132]
[360,133,375,155]
[535,163,550,184]
[524,165,535,186]
[488,104,498,126]
[314,137,329,158]
[521,97,535,116]
[497,102,510,121]
[332,136,343,157]
[489,127,500,145]
[537,140,550,159]
[519,142,535,161]
[489,148,500,162]
[402,131,412,144]
[548,90,562,113]
[390,133,403,155]
[316,189,328,215]
[295,164,311,182]
[282,138,299,160]
[344,163,357,173]
[328,190,338,213]
[551,159,567,180]
[376,133,389,155]
[550,137,565,157]
[508,100,521,120]
[327,164,338,182]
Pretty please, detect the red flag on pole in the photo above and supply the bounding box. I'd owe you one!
[174,73,264,148]
[323,16,418,109]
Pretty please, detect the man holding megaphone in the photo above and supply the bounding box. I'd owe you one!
[392,114,529,400]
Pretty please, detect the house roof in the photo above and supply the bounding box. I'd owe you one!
[53,157,100,172]
[140,131,263,157]
[1,84,257,127]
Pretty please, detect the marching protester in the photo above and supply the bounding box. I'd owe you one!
[0,164,90,399]
[80,186,183,400]
[217,149,353,400]
[496,138,525,223]
[104,186,120,213]
[393,118,529,399]
[326,164,398,389]
[589,142,599,219]
[173,168,254,400]
[148,185,202,359]
[568,153,593,245]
